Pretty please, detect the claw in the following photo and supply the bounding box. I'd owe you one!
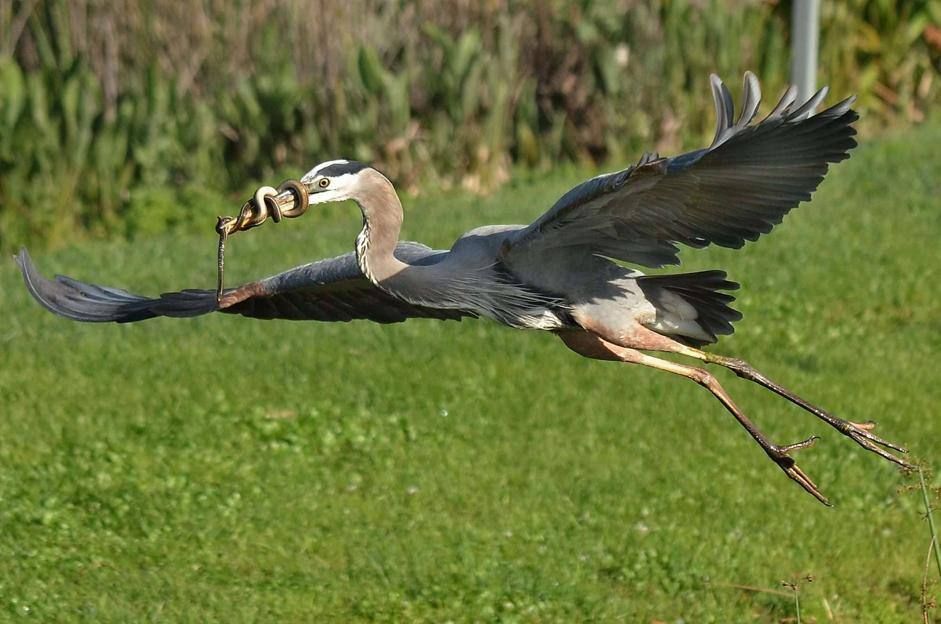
[767,436,832,506]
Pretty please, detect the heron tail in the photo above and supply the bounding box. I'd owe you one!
[637,270,742,347]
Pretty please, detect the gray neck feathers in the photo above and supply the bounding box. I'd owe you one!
[351,173,485,312]
[351,169,566,329]
[353,169,408,284]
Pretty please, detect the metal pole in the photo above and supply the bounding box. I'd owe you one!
[790,0,820,105]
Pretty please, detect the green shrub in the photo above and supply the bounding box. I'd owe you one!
[1,0,938,252]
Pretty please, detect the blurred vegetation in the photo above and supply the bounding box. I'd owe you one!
[1,0,939,253]
[1,124,940,622]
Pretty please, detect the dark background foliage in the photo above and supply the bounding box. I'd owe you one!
[1,0,939,252]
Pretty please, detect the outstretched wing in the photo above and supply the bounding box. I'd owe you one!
[504,72,858,268]
[15,244,473,324]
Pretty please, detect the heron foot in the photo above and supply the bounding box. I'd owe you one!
[832,419,913,469]
[764,435,831,506]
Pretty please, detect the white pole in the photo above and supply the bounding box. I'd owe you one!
[790,0,820,105]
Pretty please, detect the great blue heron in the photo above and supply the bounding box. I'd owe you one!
[16,73,910,504]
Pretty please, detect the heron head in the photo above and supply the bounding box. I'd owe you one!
[300,159,372,206]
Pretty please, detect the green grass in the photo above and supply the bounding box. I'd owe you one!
[1,125,940,622]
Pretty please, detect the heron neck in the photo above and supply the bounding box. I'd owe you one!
[353,176,409,285]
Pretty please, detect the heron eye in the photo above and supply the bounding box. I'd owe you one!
[318,178,330,188]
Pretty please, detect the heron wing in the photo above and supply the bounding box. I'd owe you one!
[15,243,473,324]
[504,72,858,268]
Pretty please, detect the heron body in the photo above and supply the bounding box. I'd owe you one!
[17,73,910,504]
[307,164,725,342]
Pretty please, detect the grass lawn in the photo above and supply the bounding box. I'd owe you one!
[1,124,940,622]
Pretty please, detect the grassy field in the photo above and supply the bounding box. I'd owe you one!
[1,124,940,622]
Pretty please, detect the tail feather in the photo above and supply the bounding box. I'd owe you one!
[637,270,743,347]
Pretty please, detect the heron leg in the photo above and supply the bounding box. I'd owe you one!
[591,323,911,469]
[557,330,831,505]
[683,348,911,468]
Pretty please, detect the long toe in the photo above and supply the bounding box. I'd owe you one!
[841,421,913,469]
[778,435,820,454]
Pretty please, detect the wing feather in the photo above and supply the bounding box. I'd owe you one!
[15,244,472,324]
[505,72,858,267]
